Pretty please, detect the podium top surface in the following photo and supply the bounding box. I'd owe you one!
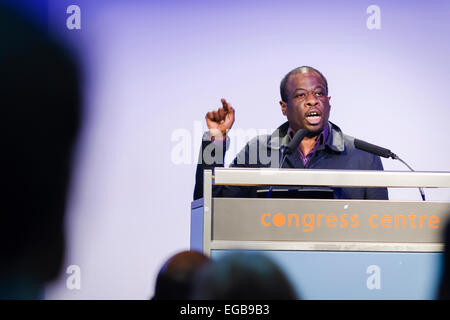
[212,168,450,188]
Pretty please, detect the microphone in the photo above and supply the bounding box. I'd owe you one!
[267,129,308,198]
[354,138,426,201]
[284,128,308,156]
[354,139,396,159]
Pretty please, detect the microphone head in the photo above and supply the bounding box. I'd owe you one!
[285,128,308,154]
[354,138,393,159]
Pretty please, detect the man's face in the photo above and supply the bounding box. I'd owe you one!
[280,71,331,135]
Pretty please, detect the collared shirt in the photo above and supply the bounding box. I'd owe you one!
[287,123,329,167]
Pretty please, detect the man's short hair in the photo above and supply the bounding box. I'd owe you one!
[280,66,328,102]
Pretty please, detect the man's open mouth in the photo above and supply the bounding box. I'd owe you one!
[305,111,322,125]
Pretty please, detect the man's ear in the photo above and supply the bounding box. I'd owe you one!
[280,100,287,116]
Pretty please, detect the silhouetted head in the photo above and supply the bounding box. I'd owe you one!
[0,4,80,298]
[152,250,211,300]
[191,252,298,300]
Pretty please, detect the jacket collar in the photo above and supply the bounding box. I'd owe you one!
[267,121,345,152]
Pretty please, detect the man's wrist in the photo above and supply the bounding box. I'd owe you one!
[202,131,230,149]
[208,128,227,141]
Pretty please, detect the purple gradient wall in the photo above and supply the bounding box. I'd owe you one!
[43,0,450,298]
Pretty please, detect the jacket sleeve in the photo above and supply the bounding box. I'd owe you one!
[364,154,389,200]
[193,132,250,200]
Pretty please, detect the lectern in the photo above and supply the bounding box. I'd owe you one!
[191,168,450,299]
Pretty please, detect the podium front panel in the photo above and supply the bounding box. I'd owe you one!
[211,250,443,300]
[212,198,450,250]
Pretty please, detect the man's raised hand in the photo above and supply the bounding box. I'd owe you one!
[205,98,235,140]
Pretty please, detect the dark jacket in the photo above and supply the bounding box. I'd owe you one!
[194,121,388,200]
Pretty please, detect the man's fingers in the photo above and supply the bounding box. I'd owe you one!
[229,105,235,116]
[206,109,226,122]
[205,111,214,121]
[206,99,234,126]
[205,100,235,133]
[218,107,225,120]
[226,106,235,121]
[221,98,231,112]
[212,110,220,122]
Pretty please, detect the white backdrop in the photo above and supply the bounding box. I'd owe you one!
[43,0,450,299]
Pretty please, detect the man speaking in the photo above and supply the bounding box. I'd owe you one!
[193,66,388,200]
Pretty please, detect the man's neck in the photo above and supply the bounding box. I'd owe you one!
[287,123,328,156]
[300,135,319,156]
